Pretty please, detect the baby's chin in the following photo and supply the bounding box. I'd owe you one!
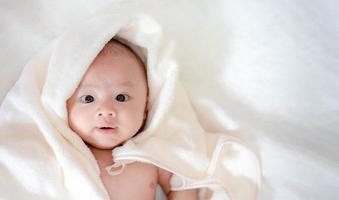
[86,141,123,151]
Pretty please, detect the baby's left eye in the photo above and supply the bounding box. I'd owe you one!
[115,94,129,102]
[80,95,95,103]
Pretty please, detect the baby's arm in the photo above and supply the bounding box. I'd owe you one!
[158,168,198,200]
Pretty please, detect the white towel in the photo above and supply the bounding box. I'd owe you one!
[0,12,261,200]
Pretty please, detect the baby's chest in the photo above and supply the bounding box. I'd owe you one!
[102,162,159,200]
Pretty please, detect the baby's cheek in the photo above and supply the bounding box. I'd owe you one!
[133,112,146,131]
[69,107,90,132]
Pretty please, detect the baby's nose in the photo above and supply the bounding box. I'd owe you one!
[96,103,116,118]
[97,110,116,117]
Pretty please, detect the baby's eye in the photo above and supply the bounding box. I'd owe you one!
[80,95,95,103]
[115,94,129,102]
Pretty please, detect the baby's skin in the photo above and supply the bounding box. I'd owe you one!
[66,40,198,200]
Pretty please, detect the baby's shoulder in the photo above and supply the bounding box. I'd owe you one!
[124,161,159,179]
[124,162,173,189]
[128,162,172,179]
[127,161,158,171]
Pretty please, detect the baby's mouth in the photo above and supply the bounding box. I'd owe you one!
[100,127,114,130]
[97,126,117,134]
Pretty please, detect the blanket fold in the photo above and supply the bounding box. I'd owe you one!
[0,12,261,200]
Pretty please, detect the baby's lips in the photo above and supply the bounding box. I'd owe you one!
[95,126,118,134]
[96,124,117,129]
[99,126,114,129]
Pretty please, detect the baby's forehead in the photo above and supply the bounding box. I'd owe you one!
[98,40,136,60]
[92,39,146,75]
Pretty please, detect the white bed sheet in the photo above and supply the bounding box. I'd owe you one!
[1,0,338,199]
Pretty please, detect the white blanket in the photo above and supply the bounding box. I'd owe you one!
[0,10,261,200]
[1,1,338,200]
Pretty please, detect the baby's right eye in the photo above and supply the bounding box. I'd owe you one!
[80,95,95,103]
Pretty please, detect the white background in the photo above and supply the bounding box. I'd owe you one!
[1,0,338,199]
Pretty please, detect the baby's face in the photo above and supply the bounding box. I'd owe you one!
[67,42,148,149]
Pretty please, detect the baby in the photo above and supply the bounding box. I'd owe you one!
[66,39,198,200]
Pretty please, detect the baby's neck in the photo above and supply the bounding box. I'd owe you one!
[89,146,114,167]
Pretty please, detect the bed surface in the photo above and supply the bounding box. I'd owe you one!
[1,1,338,199]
